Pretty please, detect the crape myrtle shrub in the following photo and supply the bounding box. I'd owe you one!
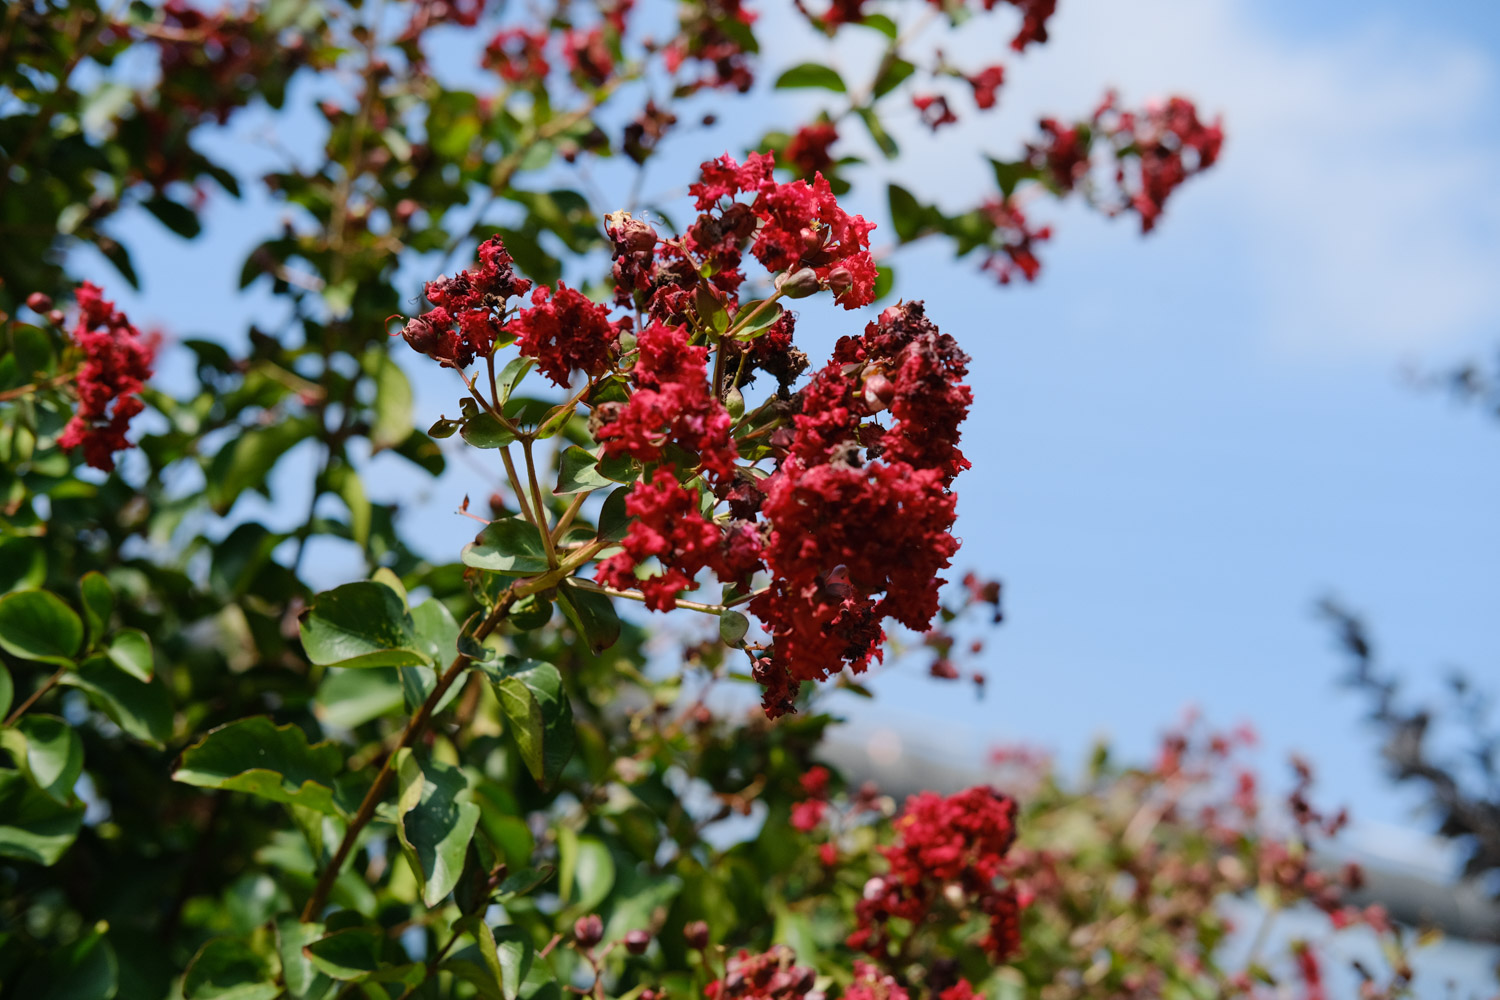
[0,0,1426,997]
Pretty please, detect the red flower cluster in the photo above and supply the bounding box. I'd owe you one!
[846,961,909,1000]
[508,282,622,387]
[850,786,1022,963]
[1093,92,1224,232]
[979,196,1050,284]
[1028,117,1093,192]
[968,65,1006,110]
[595,321,737,481]
[703,946,817,1000]
[401,236,532,368]
[913,94,957,131]
[750,302,969,716]
[57,283,158,472]
[596,469,759,610]
[663,0,757,93]
[150,0,298,124]
[785,122,839,178]
[689,152,877,310]
[790,764,831,832]
[483,28,550,85]
[562,27,614,88]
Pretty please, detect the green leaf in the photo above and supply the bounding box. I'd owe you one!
[461,518,551,576]
[731,299,785,340]
[304,928,381,981]
[3,715,83,802]
[0,664,10,720]
[555,446,612,495]
[887,184,931,243]
[597,486,630,542]
[0,536,45,595]
[276,917,334,1000]
[534,401,575,440]
[872,57,915,99]
[411,598,461,668]
[62,657,172,745]
[206,418,314,515]
[556,584,621,655]
[570,835,615,912]
[314,668,404,730]
[491,925,533,1000]
[857,106,899,158]
[775,63,847,93]
[396,749,482,907]
[719,610,750,647]
[860,12,898,37]
[182,937,281,1000]
[483,658,575,790]
[328,465,371,548]
[14,929,116,999]
[0,589,83,666]
[173,717,345,816]
[603,872,682,944]
[369,351,411,451]
[79,571,113,644]
[143,194,202,239]
[494,357,534,405]
[105,628,153,682]
[989,157,1038,199]
[0,768,85,865]
[461,413,517,449]
[873,263,895,302]
[299,582,428,669]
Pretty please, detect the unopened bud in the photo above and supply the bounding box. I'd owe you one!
[683,920,710,950]
[605,210,658,253]
[624,929,651,955]
[25,293,51,313]
[573,914,603,948]
[777,268,820,299]
[826,266,853,296]
[47,309,65,326]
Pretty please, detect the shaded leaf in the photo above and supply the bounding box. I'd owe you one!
[555,446,612,495]
[79,571,113,643]
[462,518,551,576]
[63,656,172,745]
[304,928,381,981]
[556,583,621,655]
[3,715,83,802]
[173,717,344,816]
[182,937,281,1000]
[775,63,846,92]
[481,658,575,789]
[396,748,482,907]
[105,628,153,682]
[0,589,82,666]
[0,768,85,865]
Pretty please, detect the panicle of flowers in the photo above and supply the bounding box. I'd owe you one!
[785,122,839,179]
[400,236,533,368]
[483,27,550,85]
[1094,91,1224,232]
[663,0,757,93]
[56,282,159,472]
[850,785,1023,964]
[507,282,624,387]
[704,946,817,1000]
[979,196,1050,285]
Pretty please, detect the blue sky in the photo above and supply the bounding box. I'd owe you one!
[76,0,1500,860]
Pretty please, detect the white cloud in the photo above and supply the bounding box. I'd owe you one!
[826,0,1500,356]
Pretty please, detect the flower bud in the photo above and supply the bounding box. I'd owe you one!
[862,372,895,411]
[47,309,65,326]
[777,268,821,299]
[623,929,651,955]
[825,266,853,296]
[605,210,658,253]
[573,914,603,948]
[683,920,710,950]
[25,292,51,313]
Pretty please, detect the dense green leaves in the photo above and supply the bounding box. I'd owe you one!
[10,930,117,999]
[0,768,85,864]
[482,657,575,789]
[396,748,482,907]
[299,581,428,669]
[0,588,83,666]
[3,715,83,801]
[173,717,345,816]
[304,929,383,981]
[63,656,173,745]
[206,417,316,515]
[182,938,280,1000]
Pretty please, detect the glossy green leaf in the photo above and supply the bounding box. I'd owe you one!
[461,412,516,449]
[857,106,898,158]
[731,299,784,339]
[4,715,83,801]
[328,464,371,548]
[79,571,113,643]
[557,583,621,655]
[105,628,153,682]
[276,917,334,1000]
[860,12,898,37]
[483,657,575,790]
[63,656,172,746]
[571,835,615,912]
[411,597,461,668]
[304,928,382,981]
[0,589,82,666]
[491,925,533,1000]
[597,486,630,542]
[555,446,612,495]
[0,768,85,865]
[182,937,281,1000]
[313,668,404,730]
[0,664,10,720]
[494,356,534,406]
[775,63,846,93]
[872,57,915,99]
[299,581,428,669]
[396,748,482,907]
[0,537,44,595]
[13,928,116,999]
[461,518,551,576]
[173,717,344,816]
